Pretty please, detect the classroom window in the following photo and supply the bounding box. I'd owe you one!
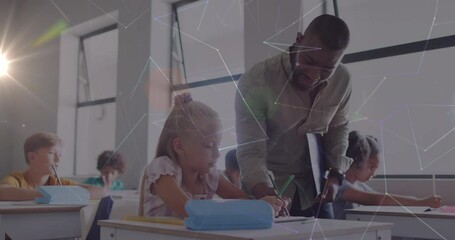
[171,0,244,86]
[170,0,244,169]
[347,47,455,175]
[75,26,118,175]
[336,0,455,176]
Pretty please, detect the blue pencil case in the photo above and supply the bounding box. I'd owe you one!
[35,186,90,205]
[184,199,273,230]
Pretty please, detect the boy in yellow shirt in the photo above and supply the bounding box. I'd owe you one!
[0,132,108,201]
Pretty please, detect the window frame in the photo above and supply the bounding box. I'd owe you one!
[74,24,118,175]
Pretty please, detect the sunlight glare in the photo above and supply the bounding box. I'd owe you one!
[0,54,9,76]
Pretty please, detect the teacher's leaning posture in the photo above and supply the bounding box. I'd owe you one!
[235,14,353,219]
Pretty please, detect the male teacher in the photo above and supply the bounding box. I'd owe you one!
[235,14,353,218]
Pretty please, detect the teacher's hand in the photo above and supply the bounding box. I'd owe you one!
[316,176,339,203]
[251,182,277,199]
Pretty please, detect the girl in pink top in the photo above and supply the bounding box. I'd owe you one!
[140,93,286,218]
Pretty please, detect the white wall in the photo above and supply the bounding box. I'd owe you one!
[0,78,12,178]
[9,0,122,173]
[148,0,173,163]
[0,0,17,178]
[114,1,151,188]
[9,0,64,172]
[2,0,154,189]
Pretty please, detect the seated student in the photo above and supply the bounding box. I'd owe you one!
[139,93,288,218]
[84,150,125,191]
[222,149,240,189]
[0,132,108,201]
[332,131,442,219]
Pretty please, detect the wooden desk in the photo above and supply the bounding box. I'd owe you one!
[345,206,455,239]
[0,201,84,240]
[99,218,393,240]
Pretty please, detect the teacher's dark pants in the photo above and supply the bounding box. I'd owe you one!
[289,189,334,219]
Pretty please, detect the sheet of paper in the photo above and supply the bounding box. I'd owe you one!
[274,216,313,223]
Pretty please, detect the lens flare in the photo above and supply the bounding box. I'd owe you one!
[32,20,68,47]
[0,54,9,76]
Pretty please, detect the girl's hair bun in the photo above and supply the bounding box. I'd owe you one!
[173,92,193,106]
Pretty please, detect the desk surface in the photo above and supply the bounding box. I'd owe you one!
[99,218,393,240]
[0,201,91,240]
[0,201,85,214]
[109,190,139,199]
[345,206,454,240]
[345,206,455,219]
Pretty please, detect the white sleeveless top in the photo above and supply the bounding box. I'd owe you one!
[142,156,220,217]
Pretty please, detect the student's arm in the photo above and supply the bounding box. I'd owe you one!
[341,187,442,208]
[216,176,248,199]
[77,184,108,200]
[0,184,42,201]
[59,177,108,200]
[153,175,190,218]
[216,177,286,216]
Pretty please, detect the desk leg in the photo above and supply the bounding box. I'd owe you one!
[377,229,392,240]
[0,215,5,240]
[0,216,12,240]
[101,227,116,240]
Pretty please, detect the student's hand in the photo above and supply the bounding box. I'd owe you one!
[102,174,113,190]
[316,176,339,203]
[422,195,442,208]
[276,196,292,217]
[261,196,285,217]
[251,182,277,199]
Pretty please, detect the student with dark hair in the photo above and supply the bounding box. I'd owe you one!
[223,149,240,189]
[236,14,352,218]
[84,151,126,191]
[332,131,442,219]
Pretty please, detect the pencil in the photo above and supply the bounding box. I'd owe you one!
[268,173,292,217]
[277,175,295,197]
[268,172,279,194]
[51,164,62,186]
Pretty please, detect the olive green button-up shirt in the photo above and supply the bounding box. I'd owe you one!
[235,52,353,210]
